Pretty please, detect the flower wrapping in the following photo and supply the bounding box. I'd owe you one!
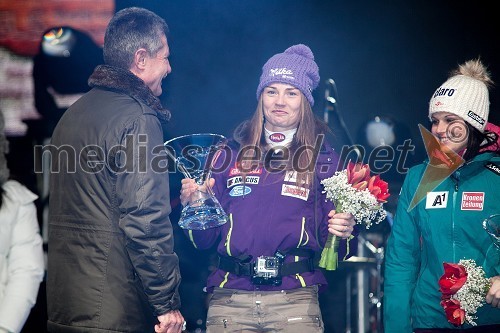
[438,259,492,326]
[319,162,389,270]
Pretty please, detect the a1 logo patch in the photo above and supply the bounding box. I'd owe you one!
[426,191,448,209]
[461,192,484,211]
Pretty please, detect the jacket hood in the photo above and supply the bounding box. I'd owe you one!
[88,64,171,122]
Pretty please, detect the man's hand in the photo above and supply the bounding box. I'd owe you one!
[155,309,185,333]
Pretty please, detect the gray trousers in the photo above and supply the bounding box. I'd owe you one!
[205,286,324,332]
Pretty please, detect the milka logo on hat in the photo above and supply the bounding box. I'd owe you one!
[467,110,485,125]
[269,67,295,80]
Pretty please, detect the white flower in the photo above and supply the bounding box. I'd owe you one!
[452,259,491,326]
[321,170,386,228]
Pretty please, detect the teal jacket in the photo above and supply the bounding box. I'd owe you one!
[384,152,500,332]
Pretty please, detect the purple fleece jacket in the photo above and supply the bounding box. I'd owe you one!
[186,140,354,292]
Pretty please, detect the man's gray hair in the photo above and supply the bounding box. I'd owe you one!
[103,7,169,70]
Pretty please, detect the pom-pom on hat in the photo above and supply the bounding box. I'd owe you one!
[256,44,320,106]
[429,59,492,132]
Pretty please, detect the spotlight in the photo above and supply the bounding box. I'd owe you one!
[42,27,76,57]
[364,116,396,148]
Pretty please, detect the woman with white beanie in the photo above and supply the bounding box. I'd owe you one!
[384,59,500,332]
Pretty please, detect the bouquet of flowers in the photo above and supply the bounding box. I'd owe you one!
[438,259,492,326]
[319,162,390,270]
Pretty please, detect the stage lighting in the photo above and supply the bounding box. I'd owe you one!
[364,116,396,148]
[42,27,76,57]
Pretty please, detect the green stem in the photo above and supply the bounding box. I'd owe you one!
[318,200,342,271]
[318,234,340,270]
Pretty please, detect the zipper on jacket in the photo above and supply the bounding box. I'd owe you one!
[451,171,460,261]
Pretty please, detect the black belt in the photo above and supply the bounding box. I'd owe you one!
[218,250,315,277]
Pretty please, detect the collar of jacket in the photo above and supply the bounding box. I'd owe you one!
[423,151,499,178]
[88,64,171,123]
[423,151,498,165]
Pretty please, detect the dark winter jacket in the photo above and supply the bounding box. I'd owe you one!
[47,65,181,333]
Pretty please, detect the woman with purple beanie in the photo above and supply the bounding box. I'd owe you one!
[180,44,356,332]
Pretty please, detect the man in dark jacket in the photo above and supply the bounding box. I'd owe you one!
[46,7,184,333]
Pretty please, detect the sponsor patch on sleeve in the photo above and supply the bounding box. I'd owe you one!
[425,191,448,209]
[461,192,484,211]
[281,184,309,201]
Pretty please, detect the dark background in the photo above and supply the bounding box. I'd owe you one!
[117,0,500,147]
[11,0,500,332]
[118,0,500,200]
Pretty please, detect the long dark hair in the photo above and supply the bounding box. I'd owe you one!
[463,123,500,161]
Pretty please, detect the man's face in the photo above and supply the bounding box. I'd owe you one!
[142,35,171,96]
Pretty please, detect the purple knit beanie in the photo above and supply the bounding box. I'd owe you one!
[256,44,320,106]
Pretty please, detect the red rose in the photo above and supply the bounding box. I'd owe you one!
[346,162,371,189]
[439,262,468,296]
[440,298,465,326]
[367,175,390,203]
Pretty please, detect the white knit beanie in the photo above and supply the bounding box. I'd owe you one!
[429,59,493,132]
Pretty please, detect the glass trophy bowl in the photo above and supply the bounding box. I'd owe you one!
[164,133,228,230]
[483,214,500,250]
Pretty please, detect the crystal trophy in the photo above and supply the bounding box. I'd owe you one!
[164,133,228,230]
[483,214,500,250]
